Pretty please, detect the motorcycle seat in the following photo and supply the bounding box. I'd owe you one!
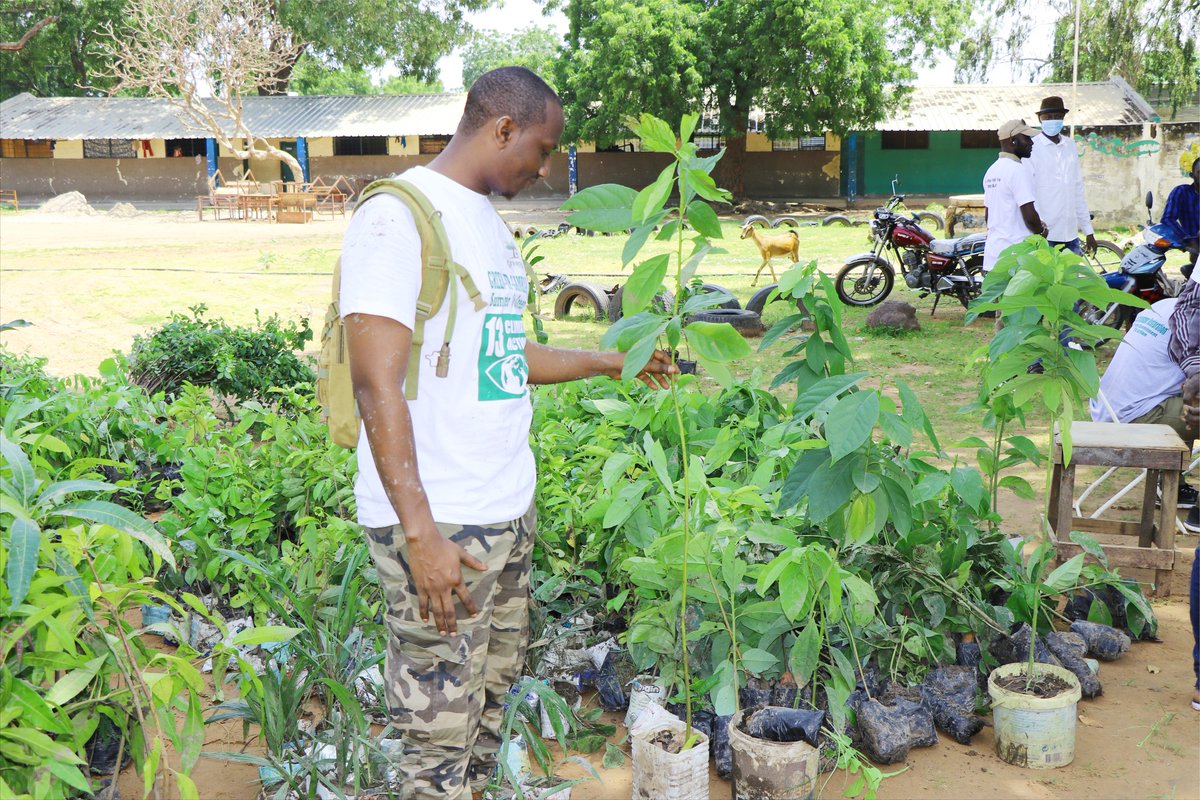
[929,232,988,256]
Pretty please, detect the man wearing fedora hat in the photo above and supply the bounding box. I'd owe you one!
[1027,95,1098,256]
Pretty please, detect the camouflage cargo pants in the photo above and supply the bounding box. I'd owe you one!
[364,503,535,800]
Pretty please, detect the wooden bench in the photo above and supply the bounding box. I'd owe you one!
[0,189,17,210]
[275,192,316,223]
[1048,421,1189,595]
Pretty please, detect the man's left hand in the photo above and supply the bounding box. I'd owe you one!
[1084,234,1098,255]
[1183,373,1200,436]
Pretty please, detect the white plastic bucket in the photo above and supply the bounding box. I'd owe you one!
[987,662,1081,769]
[728,710,819,800]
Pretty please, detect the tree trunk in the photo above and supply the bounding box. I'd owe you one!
[715,104,749,201]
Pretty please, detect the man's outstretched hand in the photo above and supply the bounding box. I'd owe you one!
[611,348,679,389]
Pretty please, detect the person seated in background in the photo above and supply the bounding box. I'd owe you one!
[1162,157,1199,278]
[1089,297,1197,531]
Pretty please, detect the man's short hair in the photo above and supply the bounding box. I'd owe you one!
[459,67,561,134]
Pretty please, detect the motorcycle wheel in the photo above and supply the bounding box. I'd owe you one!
[1085,240,1125,273]
[835,259,894,306]
[1073,298,1124,348]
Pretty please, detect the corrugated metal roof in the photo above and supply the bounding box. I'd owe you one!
[1141,84,1200,124]
[0,92,466,140]
[877,78,1156,131]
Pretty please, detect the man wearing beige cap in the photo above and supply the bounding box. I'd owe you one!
[982,119,1047,273]
[1028,95,1097,256]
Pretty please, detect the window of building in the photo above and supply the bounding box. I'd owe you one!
[333,136,388,156]
[0,139,52,158]
[959,130,997,149]
[83,139,136,158]
[694,134,723,152]
[418,135,452,155]
[773,135,826,151]
[880,131,929,150]
[165,138,207,158]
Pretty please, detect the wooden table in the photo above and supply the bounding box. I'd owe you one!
[1048,421,1189,595]
[946,193,986,237]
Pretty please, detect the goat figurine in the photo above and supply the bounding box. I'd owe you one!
[740,224,800,285]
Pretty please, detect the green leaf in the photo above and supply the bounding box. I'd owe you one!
[36,479,114,507]
[739,647,780,676]
[621,322,669,381]
[922,594,947,630]
[1042,553,1085,594]
[1068,530,1109,569]
[633,164,676,223]
[44,655,107,706]
[622,213,667,267]
[684,322,751,362]
[788,622,820,686]
[45,760,91,794]
[678,112,700,144]
[5,517,40,610]
[52,500,176,568]
[843,575,879,626]
[176,773,200,800]
[0,435,36,504]
[230,625,304,647]
[631,114,677,153]
[793,373,868,421]
[949,467,987,512]
[825,391,880,463]
[603,742,626,769]
[560,184,636,232]
[998,474,1036,500]
[685,200,722,239]
[643,433,675,500]
[623,254,671,316]
[601,453,636,491]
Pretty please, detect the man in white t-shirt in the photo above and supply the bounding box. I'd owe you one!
[982,119,1047,273]
[339,67,675,800]
[1027,95,1097,256]
[1089,298,1197,529]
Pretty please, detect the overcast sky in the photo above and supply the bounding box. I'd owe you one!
[437,0,1062,90]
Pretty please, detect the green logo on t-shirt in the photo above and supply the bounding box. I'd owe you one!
[479,313,528,400]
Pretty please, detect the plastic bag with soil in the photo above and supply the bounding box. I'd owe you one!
[743,705,825,745]
[771,672,799,707]
[919,666,984,744]
[1065,584,1157,641]
[1069,620,1131,661]
[1044,631,1102,698]
[988,623,1062,668]
[854,694,938,765]
[739,676,774,710]
[711,714,733,778]
[584,650,628,711]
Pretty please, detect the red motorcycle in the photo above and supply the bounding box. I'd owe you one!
[835,194,986,312]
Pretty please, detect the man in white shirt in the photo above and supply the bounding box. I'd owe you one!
[1027,95,1097,256]
[982,119,1047,273]
[1089,298,1197,529]
[340,67,676,799]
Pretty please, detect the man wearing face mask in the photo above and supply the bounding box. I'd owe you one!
[1027,95,1098,256]
[982,119,1047,274]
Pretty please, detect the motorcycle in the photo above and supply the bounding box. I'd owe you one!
[1077,191,1182,333]
[835,192,986,312]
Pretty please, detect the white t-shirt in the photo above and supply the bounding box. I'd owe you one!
[339,166,536,527]
[1028,135,1094,243]
[1089,299,1183,423]
[982,155,1037,271]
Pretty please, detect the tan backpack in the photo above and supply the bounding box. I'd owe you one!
[316,178,485,448]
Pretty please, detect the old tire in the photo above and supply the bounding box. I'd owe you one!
[914,211,945,230]
[743,214,771,229]
[771,216,800,228]
[699,283,741,309]
[687,308,765,336]
[822,213,852,227]
[835,258,895,306]
[745,283,804,316]
[554,282,610,321]
[608,285,675,323]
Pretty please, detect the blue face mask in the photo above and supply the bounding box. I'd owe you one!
[1041,119,1065,137]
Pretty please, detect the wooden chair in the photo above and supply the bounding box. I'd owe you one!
[275,192,316,223]
[310,175,353,219]
[1047,421,1189,595]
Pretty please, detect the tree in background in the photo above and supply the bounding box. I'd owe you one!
[288,54,444,95]
[0,1,124,100]
[102,0,306,178]
[956,0,1198,116]
[554,0,966,197]
[0,0,491,100]
[461,25,560,89]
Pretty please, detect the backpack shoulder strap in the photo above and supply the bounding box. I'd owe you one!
[351,178,486,400]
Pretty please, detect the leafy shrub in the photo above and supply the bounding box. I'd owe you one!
[126,304,313,406]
